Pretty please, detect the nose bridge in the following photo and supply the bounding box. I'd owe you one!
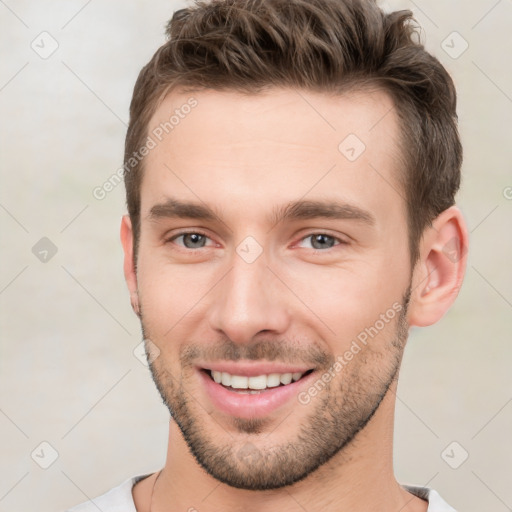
[208,248,289,343]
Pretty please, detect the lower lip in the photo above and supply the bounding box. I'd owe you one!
[199,370,315,419]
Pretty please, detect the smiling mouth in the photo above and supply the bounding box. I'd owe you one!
[202,368,314,393]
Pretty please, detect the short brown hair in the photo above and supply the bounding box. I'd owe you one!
[124,0,462,264]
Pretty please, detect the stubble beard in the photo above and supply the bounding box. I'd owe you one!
[142,287,411,490]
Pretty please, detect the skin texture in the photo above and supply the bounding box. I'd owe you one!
[121,88,468,512]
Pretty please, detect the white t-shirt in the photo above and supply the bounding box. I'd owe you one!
[66,473,457,512]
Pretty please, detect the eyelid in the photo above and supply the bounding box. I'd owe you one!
[294,231,349,248]
[165,229,216,247]
[164,229,349,250]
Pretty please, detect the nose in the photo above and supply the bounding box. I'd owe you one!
[207,250,291,344]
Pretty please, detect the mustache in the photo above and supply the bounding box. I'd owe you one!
[180,338,333,369]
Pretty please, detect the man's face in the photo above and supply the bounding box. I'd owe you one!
[132,88,413,489]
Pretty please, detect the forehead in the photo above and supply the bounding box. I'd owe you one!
[141,87,404,224]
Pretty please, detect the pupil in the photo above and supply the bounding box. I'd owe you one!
[185,233,205,248]
[312,234,333,249]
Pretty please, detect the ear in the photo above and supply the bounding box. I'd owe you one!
[407,206,468,327]
[120,215,140,317]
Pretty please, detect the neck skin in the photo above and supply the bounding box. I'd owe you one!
[133,379,428,512]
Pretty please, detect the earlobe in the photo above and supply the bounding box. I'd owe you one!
[120,215,140,317]
[408,206,468,327]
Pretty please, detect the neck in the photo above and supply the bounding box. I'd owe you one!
[136,382,427,512]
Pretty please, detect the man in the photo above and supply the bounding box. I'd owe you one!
[68,0,467,510]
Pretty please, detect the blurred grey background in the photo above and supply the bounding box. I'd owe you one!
[0,1,511,511]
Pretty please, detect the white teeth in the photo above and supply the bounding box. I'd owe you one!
[280,373,293,385]
[209,370,307,389]
[266,373,281,388]
[221,372,231,386]
[230,375,248,389]
[248,375,267,389]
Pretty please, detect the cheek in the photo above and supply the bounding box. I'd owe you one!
[136,233,409,359]
[278,263,406,352]
[136,257,215,337]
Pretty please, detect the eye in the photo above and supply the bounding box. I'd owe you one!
[298,233,343,250]
[168,231,213,249]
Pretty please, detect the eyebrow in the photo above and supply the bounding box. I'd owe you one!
[270,199,375,227]
[149,198,220,222]
[148,197,375,227]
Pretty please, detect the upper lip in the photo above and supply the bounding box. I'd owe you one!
[199,361,314,377]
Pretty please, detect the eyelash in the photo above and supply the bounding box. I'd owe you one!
[166,230,214,250]
[166,230,347,251]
